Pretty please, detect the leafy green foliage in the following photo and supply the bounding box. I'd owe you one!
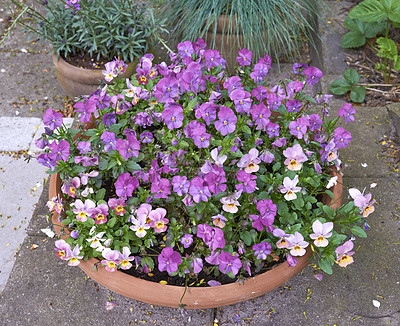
[156,0,319,64]
[5,0,167,62]
[341,16,385,48]
[348,0,400,23]
[376,37,400,69]
[330,69,366,103]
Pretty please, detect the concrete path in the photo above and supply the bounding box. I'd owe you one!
[0,1,399,325]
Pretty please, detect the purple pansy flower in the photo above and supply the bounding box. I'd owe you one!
[214,106,237,136]
[189,177,211,203]
[251,103,271,130]
[253,242,272,260]
[235,170,257,193]
[43,109,63,130]
[180,233,193,248]
[162,103,184,130]
[303,66,323,85]
[289,116,309,139]
[230,89,252,114]
[218,251,242,275]
[333,127,352,149]
[48,140,70,162]
[158,247,182,274]
[172,175,190,196]
[115,173,139,198]
[338,103,356,124]
[236,48,252,66]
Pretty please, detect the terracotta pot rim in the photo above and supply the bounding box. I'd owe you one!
[52,52,137,86]
[49,170,343,309]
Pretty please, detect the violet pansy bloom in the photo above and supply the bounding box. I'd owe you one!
[236,48,252,66]
[48,140,70,162]
[283,144,308,171]
[191,257,203,274]
[303,66,323,85]
[162,103,184,130]
[189,177,212,203]
[102,61,118,82]
[171,175,190,196]
[338,103,356,124]
[333,127,352,149]
[252,242,272,260]
[212,214,227,228]
[43,109,63,130]
[289,117,309,139]
[235,170,257,193]
[115,173,139,198]
[335,240,355,267]
[218,251,242,275]
[310,220,333,247]
[251,103,271,131]
[101,248,122,272]
[72,199,95,222]
[237,148,261,173]
[180,233,193,248]
[287,232,309,256]
[214,106,237,136]
[149,207,169,233]
[280,175,302,201]
[158,247,182,274]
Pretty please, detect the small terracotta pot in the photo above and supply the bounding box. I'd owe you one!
[49,171,342,309]
[52,53,136,98]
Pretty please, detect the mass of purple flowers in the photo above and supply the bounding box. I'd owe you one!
[39,41,374,281]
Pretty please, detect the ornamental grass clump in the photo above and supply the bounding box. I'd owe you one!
[37,40,375,283]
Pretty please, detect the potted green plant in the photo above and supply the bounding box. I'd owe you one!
[37,40,375,309]
[3,0,166,97]
[156,0,319,71]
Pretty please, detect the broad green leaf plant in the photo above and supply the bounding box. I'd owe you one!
[348,0,400,83]
[330,69,366,103]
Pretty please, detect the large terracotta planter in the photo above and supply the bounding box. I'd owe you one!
[205,15,243,73]
[48,171,343,309]
[52,53,136,98]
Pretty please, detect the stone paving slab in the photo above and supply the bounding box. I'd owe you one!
[0,52,67,118]
[0,154,47,293]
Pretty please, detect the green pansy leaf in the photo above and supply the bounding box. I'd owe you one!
[350,86,366,103]
[319,256,333,275]
[107,217,117,228]
[187,97,198,110]
[240,231,252,246]
[330,79,352,95]
[95,188,106,201]
[350,225,368,238]
[341,31,366,48]
[127,161,141,171]
[343,68,360,85]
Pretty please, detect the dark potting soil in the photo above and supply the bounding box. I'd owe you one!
[120,253,285,287]
[62,51,107,70]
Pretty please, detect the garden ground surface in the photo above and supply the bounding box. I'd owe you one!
[0,0,399,325]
